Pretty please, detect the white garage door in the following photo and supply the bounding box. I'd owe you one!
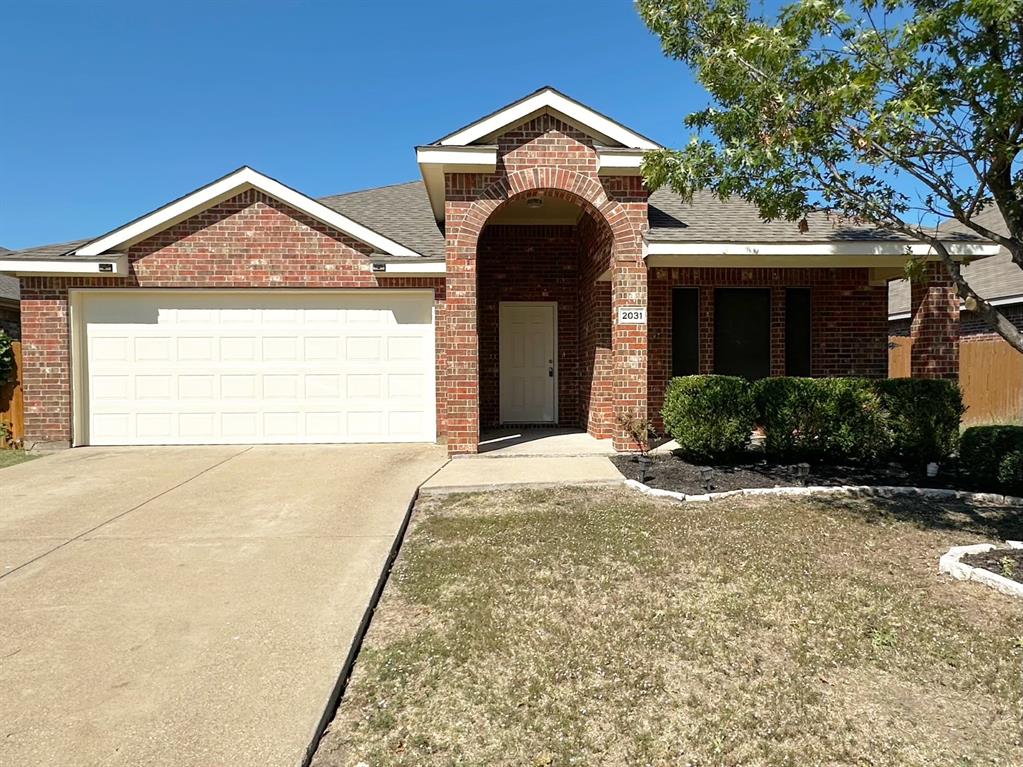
[77,291,436,445]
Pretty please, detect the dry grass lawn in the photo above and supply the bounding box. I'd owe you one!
[0,450,38,470]
[313,488,1023,767]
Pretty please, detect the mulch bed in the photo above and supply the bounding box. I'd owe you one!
[960,549,1023,584]
[611,453,959,495]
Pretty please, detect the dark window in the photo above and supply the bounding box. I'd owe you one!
[671,288,700,376]
[785,288,812,376]
[714,288,771,380]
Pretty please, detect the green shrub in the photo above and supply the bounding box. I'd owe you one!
[961,425,1023,486]
[753,377,886,463]
[875,379,964,468]
[753,378,820,459]
[822,378,888,463]
[997,449,1023,495]
[0,330,15,386]
[661,375,755,462]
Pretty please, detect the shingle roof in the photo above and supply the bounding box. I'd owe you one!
[3,181,992,266]
[0,184,448,262]
[319,181,446,259]
[0,238,95,261]
[647,188,914,242]
[0,247,18,303]
[889,207,1017,315]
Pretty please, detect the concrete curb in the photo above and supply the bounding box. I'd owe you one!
[622,479,1023,507]
[939,541,1023,600]
[300,460,450,767]
[420,479,624,496]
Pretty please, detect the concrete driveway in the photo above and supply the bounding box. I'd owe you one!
[0,444,446,767]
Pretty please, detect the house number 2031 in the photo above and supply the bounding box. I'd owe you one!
[617,307,647,324]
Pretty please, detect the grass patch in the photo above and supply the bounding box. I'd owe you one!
[313,488,1023,767]
[0,450,39,470]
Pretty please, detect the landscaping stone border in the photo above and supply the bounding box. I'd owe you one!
[622,478,1023,507]
[938,541,1023,600]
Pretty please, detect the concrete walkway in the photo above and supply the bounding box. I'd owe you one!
[0,444,446,767]
[478,428,615,456]
[422,455,625,494]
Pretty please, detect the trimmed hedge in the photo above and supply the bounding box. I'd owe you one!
[875,379,965,469]
[753,377,887,463]
[998,450,1023,495]
[662,374,964,467]
[661,375,755,462]
[960,425,1023,487]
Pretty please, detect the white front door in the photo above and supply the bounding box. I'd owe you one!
[499,302,556,423]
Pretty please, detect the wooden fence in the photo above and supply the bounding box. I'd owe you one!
[1,341,25,447]
[888,334,1023,425]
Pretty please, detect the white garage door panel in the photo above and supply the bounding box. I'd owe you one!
[80,292,435,445]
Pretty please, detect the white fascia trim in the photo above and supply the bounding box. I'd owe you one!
[378,261,446,275]
[644,241,1001,258]
[0,256,128,276]
[596,148,645,175]
[75,167,423,258]
[438,89,660,150]
[415,145,497,168]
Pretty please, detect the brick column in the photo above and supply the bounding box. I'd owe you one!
[698,287,714,373]
[443,217,480,454]
[611,250,648,450]
[770,286,786,376]
[910,261,959,379]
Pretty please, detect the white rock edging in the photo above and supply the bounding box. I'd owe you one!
[939,543,1023,600]
[622,478,1023,507]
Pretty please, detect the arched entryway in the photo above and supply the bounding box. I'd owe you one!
[443,168,648,454]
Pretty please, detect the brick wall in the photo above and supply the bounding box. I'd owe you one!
[477,224,581,428]
[648,267,889,425]
[19,191,446,448]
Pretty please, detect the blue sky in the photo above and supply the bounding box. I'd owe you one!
[0,0,704,250]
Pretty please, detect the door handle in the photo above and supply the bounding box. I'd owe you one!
[548,367,554,378]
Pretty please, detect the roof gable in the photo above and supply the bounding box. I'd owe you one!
[432,86,660,150]
[76,167,424,258]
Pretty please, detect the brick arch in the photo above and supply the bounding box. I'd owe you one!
[451,167,641,261]
[443,166,648,456]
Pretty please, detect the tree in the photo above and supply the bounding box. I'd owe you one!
[638,0,1023,351]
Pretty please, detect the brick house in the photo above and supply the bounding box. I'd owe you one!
[0,88,997,454]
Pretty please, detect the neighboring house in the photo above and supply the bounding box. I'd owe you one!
[889,207,1023,423]
[0,87,998,453]
[0,247,19,339]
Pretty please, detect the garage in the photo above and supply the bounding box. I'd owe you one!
[73,290,436,445]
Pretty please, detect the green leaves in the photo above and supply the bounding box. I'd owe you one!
[637,0,1023,236]
[639,0,1023,350]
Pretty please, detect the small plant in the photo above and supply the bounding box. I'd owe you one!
[1000,556,1017,580]
[617,411,657,456]
[870,626,897,650]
